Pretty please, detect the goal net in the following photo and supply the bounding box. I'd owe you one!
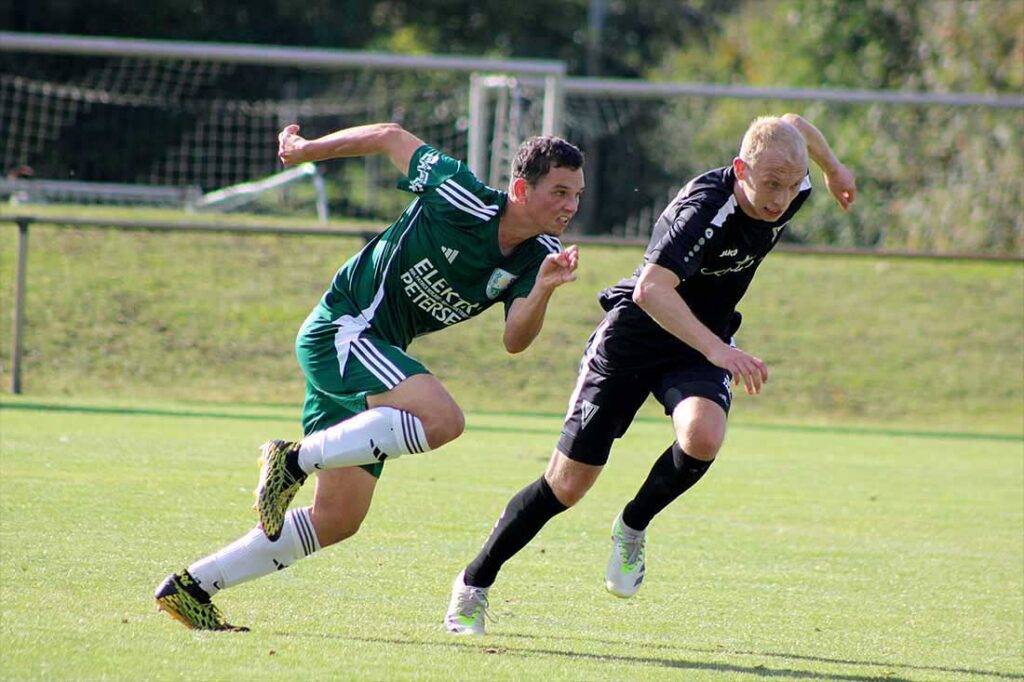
[0,48,472,221]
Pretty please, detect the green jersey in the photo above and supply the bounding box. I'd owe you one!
[313,145,561,349]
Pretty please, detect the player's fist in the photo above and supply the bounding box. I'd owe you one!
[537,244,579,289]
[278,124,307,166]
[824,162,856,210]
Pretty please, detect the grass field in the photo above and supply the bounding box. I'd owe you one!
[1,397,1021,681]
[1,209,1021,679]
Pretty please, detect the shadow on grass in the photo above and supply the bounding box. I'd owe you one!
[495,631,1024,681]
[262,629,1022,681]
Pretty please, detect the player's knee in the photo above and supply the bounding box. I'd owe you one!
[316,524,360,548]
[548,476,590,507]
[422,404,465,449]
[678,431,722,461]
[310,511,363,548]
[546,466,598,508]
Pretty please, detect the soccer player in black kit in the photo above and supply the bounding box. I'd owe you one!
[444,114,856,635]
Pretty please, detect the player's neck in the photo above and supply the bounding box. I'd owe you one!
[497,204,540,256]
[732,183,758,219]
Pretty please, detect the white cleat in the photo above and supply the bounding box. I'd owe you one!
[605,513,646,598]
[444,571,491,635]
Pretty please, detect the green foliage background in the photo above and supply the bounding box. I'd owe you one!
[4,0,1021,254]
[649,0,1023,254]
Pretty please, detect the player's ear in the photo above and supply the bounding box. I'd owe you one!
[733,157,747,180]
[509,176,530,202]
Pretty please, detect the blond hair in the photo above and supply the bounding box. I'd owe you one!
[739,116,808,169]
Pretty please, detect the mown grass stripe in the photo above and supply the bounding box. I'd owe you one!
[2,400,1020,443]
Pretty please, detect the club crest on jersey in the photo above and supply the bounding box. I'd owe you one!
[486,268,518,299]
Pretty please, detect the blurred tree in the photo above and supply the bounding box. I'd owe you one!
[5,0,380,47]
[648,0,1023,253]
[5,0,735,77]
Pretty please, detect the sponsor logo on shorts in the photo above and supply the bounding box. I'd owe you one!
[580,400,599,429]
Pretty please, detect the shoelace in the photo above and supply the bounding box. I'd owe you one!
[458,587,497,623]
[618,530,645,566]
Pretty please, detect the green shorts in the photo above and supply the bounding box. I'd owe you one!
[295,311,430,478]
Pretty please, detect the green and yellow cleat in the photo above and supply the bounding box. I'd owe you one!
[154,571,248,632]
[254,439,305,541]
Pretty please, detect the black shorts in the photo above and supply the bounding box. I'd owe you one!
[556,321,733,467]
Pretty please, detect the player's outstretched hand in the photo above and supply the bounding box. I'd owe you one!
[707,344,768,395]
[824,162,856,210]
[278,124,308,167]
[537,244,579,290]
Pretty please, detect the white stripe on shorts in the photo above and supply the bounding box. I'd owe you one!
[564,317,611,422]
[350,338,405,389]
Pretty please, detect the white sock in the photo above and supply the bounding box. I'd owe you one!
[297,406,429,474]
[188,507,321,597]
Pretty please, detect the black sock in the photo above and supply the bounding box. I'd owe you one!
[463,476,568,588]
[622,442,713,531]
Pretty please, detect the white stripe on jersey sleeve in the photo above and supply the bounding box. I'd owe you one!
[710,195,738,227]
[441,179,499,215]
[436,183,495,221]
[535,235,562,254]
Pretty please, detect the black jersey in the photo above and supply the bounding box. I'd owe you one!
[596,165,812,369]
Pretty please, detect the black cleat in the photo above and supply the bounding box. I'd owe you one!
[254,440,306,541]
[154,571,249,632]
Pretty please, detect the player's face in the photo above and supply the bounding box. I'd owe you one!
[523,166,585,236]
[734,151,806,222]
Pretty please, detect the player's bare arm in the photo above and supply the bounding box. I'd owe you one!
[503,245,579,353]
[633,262,768,394]
[277,122,426,174]
[781,113,857,210]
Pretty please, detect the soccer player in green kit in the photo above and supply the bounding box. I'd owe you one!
[155,122,585,631]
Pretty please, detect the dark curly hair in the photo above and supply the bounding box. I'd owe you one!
[511,136,584,185]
